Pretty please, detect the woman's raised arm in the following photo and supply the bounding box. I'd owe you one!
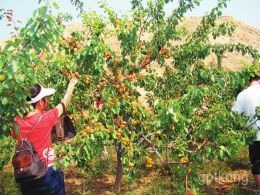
[55,76,78,117]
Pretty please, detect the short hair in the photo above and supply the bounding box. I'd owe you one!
[249,75,260,83]
[26,84,46,108]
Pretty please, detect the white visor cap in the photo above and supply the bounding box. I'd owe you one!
[28,85,56,104]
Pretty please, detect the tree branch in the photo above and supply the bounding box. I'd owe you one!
[142,135,164,163]
[137,131,162,146]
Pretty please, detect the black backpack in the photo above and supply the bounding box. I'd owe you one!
[12,115,48,183]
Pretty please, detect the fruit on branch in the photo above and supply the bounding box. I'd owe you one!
[113,57,120,63]
[187,190,194,195]
[145,156,153,168]
[104,53,111,60]
[140,52,152,68]
[81,131,87,137]
[114,19,120,26]
[66,37,75,43]
[74,72,81,78]
[96,84,101,89]
[200,102,208,111]
[189,140,197,149]
[132,119,140,125]
[102,77,109,84]
[122,91,130,99]
[96,98,104,109]
[117,72,123,80]
[57,19,62,25]
[128,162,134,168]
[120,83,126,89]
[85,75,92,84]
[75,44,82,49]
[0,74,5,81]
[180,156,188,163]
[122,137,129,145]
[90,118,97,125]
[138,42,144,50]
[125,73,136,81]
[130,152,134,158]
[85,126,92,133]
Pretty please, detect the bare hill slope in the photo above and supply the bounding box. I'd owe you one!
[182,16,260,70]
[1,16,259,70]
[63,16,259,70]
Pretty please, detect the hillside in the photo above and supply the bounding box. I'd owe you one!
[63,16,259,71]
[183,16,260,70]
[1,16,259,70]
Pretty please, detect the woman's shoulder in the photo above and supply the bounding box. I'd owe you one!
[43,108,58,115]
[42,108,59,122]
[14,108,58,124]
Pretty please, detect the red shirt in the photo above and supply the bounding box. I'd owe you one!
[11,108,59,167]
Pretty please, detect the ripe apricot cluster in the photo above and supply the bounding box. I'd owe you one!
[117,117,127,129]
[116,128,122,140]
[81,118,104,137]
[61,69,82,79]
[145,156,153,168]
[84,75,93,84]
[159,47,171,59]
[180,156,188,163]
[122,137,131,150]
[65,37,82,51]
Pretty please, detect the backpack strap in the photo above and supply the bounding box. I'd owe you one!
[23,114,43,140]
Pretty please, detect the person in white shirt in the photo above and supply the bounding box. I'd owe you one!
[232,75,260,189]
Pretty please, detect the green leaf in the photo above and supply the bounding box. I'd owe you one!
[10,39,21,48]
[90,134,95,141]
[15,74,25,83]
[13,123,20,136]
[12,61,20,72]
[14,91,24,99]
[2,97,8,105]
[53,2,59,9]
[219,150,224,159]
[38,6,47,16]
[0,58,5,72]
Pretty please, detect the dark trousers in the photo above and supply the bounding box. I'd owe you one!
[249,141,260,175]
[20,167,65,195]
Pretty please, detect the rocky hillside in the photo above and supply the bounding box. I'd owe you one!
[63,16,260,71]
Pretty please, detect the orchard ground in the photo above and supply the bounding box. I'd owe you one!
[0,144,257,194]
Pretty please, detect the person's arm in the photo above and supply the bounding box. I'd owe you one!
[55,77,78,117]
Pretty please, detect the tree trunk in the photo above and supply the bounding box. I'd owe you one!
[114,141,122,194]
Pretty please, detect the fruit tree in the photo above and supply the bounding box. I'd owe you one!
[0,0,259,194]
